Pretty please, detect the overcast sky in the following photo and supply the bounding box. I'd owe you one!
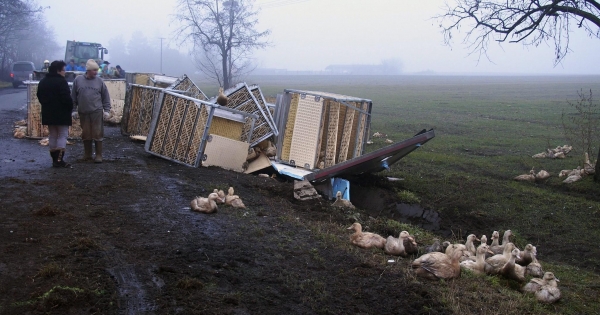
[37,0,600,75]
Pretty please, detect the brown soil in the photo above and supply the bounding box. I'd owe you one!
[0,119,452,314]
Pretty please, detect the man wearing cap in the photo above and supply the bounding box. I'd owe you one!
[71,59,111,163]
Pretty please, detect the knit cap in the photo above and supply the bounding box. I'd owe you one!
[86,59,99,71]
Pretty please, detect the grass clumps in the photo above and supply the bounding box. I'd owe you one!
[37,262,64,278]
[395,189,421,204]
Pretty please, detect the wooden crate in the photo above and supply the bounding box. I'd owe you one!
[167,75,208,101]
[121,84,163,136]
[145,91,256,168]
[26,82,81,139]
[218,83,276,146]
[277,90,372,170]
[105,80,126,100]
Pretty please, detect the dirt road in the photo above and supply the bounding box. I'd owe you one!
[0,87,449,314]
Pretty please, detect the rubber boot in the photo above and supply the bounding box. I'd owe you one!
[50,150,60,167]
[94,141,103,163]
[56,149,71,168]
[83,140,93,161]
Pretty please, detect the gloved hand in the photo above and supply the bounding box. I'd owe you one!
[103,111,110,120]
[71,112,79,120]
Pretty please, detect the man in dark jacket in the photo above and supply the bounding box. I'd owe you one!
[36,60,74,167]
[115,65,126,78]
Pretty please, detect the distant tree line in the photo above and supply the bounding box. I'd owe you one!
[0,0,59,78]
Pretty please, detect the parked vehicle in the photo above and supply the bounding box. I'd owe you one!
[10,61,35,88]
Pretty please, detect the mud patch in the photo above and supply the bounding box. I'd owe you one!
[33,205,60,216]
[108,265,157,314]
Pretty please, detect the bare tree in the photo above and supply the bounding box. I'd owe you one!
[561,89,599,165]
[438,0,600,182]
[437,0,600,64]
[0,0,46,75]
[174,0,270,89]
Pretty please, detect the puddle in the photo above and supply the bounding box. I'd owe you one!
[108,265,157,314]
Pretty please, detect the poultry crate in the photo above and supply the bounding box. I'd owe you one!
[166,74,208,101]
[125,72,157,86]
[213,82,278,147]
[121,84,163,136]
[105,79,126,100]
[25,81,82,139]
[275,90,372,170]
[104,79,127,123]
[145,90,257,168]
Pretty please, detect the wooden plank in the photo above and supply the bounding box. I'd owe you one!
[281,93,299,161]
[337,107,356,162]
[325,101,340,167]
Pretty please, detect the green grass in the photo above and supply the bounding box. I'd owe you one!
[0,80,12,88]
[198,74,600,314]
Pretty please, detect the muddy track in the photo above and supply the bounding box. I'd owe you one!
[0,96,450,314]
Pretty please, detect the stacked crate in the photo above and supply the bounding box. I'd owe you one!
[276,90,372,170]
[168,75,208,101]
[121,84,163,136]
[25,82,82,139]
[218,83,278,146]
[145,90,256,167]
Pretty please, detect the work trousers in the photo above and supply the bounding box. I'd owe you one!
[79,110,104,141]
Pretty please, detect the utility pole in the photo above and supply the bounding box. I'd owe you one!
[159,37,165,74]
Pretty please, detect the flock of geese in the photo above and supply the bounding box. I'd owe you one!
[190,186,246,213]
[531,145,572,159]
[346,225,561,304]
[516,152,596,184]
[367,132,394,145]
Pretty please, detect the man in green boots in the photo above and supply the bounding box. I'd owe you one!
[71,59,111,163]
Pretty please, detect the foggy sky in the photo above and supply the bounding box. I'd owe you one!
[38,0,600,75]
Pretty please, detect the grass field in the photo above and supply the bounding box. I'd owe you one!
[198,75,600,314]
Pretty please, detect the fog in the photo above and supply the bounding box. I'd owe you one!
[38,0,600,75]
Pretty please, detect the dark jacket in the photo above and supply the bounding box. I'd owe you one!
[37,73,74,126]
[116,68,126,78]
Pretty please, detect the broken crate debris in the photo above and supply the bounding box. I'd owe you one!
[22,72,435,205]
